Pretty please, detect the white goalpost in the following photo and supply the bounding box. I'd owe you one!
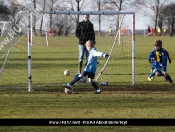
[26,10,136,92]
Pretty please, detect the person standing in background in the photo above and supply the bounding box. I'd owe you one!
[75,14,95,74]
[147,25,151,36]
[150,27,153,36]
[157,27,161,36]
[108,27,112,36]
[170,25,173,37]
[18,28,22,36]
[0,28,2,36]
[163,27,167,36]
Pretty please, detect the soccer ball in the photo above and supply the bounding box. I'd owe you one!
[64,70,70,76]
[64,88,72,94]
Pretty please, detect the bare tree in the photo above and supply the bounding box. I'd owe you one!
[49,0,54,28]
[41,0,62,32]
[55,15,65,36]
[7,1,29,29]
[39,0,46,36]
[75,0,81,27]
[132,0,169,35]
[63,16,75,36]
[103,0,131,31]
[54,14,75,36]
[53,0,86,35]
[97,0,102,35]
[161,3,175,36]
[89,0,108,35]
[55,0,86,27]
[32,0,37,36]
[0,2,11,20]
[71,0,86,27]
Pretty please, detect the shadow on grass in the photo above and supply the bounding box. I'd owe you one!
[32,83,175,93]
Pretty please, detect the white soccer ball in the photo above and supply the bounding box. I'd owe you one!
[64,70,70,76]
[64,88,72,94]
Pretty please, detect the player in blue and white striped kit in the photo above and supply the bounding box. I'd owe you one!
[147,40,174,85]
[64,40,109,94]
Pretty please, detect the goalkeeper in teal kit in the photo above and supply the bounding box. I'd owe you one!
[147,40,174,85]
[64,40,109,94]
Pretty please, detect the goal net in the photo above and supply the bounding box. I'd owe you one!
[0,21,13,75]
[0,11,135,91]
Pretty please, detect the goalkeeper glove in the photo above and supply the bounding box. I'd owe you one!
[148,59,151,64]
[167,55,171,64]
[148,59,152,64]
[105,54,109,59]
[148,58,154,64]
[169,59,171,64]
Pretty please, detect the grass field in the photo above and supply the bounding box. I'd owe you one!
[0,35,175,131]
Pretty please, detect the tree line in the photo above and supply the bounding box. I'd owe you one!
[0,0,175,36]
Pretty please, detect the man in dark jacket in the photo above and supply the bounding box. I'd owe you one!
[75,14,95,74]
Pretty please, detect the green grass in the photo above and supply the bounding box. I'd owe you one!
[0,35,175,131]
[1,86,175,118]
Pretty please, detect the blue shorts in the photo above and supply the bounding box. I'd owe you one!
[152,62,166,72]
[160,66,166,72]
[81,71,95,79]
[154,65,166,73]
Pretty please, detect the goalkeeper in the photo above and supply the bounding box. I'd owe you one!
[64,40,109,94]
[147,40,174,85]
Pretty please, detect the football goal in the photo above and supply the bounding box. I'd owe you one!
[0,10,135,92]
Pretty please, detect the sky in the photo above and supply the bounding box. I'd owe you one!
[135,14,150,30]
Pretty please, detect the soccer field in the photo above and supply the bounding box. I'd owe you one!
[0,35,175,131]
[1,35,175,87]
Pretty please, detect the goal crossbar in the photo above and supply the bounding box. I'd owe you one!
[35,10,135,15]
